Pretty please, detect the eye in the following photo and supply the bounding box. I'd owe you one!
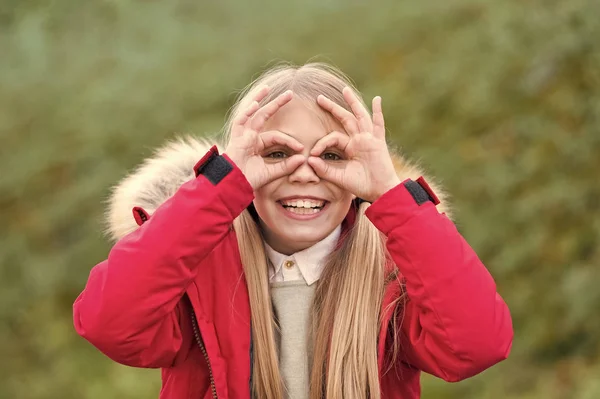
[321,152,342,161]
[265,151,288,159]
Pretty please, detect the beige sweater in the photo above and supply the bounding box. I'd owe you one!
[271,280,316,399]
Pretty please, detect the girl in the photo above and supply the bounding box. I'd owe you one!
[74,62,513,399]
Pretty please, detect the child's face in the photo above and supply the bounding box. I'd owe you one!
[253,98,354,255]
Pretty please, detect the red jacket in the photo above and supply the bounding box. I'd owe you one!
[74,141,513,399]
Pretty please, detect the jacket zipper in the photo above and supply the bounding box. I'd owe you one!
[190,311,218,399]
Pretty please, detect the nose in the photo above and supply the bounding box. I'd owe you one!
[288,159,320,184]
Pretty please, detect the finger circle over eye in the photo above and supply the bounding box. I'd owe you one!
[259,130,304,151]
[310,131,350,156]
[266,153,305,182]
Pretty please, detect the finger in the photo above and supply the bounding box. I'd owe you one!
[231,101,260,138]
[231,85,271,137]
[307,156,344,186]
[251,85,270,103]
[309,131,350,157]
[342,87,373,134]
[250,90,293,132]
[266,154,306,182]
[372,96,385,139]
[317,95,359,135]
[259,130,304,152]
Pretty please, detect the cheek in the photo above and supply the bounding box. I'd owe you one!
[326,183,354,204]
[327,186,354,219]
[253,191,269,213]
[252,181,278,219]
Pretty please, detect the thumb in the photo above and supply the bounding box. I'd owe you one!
[265,154,306,182]
[308,156,344,186]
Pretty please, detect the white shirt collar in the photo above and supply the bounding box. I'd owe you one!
[264,225,342,285]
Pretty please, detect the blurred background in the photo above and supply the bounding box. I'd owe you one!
[1,0,599,398]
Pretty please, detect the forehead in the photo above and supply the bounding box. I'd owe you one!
[261,98,345,145]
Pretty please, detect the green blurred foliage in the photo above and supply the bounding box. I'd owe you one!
[1,0,599,398]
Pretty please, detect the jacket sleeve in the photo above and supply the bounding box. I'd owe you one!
[73,150,254,368]
[365,179,513,382]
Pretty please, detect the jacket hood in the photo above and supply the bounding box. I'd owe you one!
[106,136,451,241]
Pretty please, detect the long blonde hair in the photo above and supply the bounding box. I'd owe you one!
[227,62,402,399]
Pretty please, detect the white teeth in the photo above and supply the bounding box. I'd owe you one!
[286,207,323,215]
[281,199,325,208]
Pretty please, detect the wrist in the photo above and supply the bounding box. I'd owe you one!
[222,152,256,188]
[370,177,401,202]
[223,151,245,172]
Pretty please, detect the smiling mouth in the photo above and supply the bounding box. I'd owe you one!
[278,199,327,215]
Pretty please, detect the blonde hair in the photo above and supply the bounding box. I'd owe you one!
[227,62,403,399]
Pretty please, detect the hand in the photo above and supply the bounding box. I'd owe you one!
[308,87,400,203]
[225,87,306,190]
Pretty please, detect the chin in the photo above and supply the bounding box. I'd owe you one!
[261,222,336,253]
[279,228,330,247]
